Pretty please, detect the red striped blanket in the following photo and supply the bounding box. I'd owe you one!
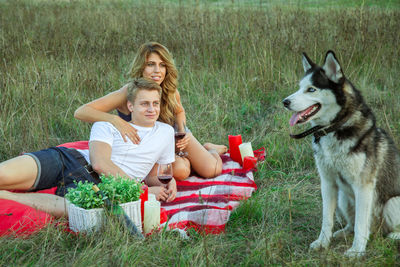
[161,154,257,234]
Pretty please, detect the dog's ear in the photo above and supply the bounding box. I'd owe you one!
[302,52,315,72]
[322,51,344,83]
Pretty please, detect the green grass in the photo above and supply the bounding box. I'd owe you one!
[1,0,400,265]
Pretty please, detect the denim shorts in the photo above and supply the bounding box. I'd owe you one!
[26,146,99,196]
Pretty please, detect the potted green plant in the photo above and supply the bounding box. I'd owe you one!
[65,174,143,233]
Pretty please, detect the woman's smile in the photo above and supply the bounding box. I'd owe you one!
[142,52,166,85]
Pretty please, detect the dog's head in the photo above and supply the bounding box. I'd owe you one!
[283,51,346,127]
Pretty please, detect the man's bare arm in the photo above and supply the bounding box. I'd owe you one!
[89,140,130,178]
[144,164,162,187]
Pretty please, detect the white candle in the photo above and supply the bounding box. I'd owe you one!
[239,142,254,162]
[143,194,160,234]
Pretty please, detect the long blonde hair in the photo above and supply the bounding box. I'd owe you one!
[129,42,178,126]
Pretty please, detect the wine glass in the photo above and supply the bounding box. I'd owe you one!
[157,163,173,186]
[174,123,188,157]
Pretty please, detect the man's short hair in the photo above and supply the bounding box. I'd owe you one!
[126,78,162,103]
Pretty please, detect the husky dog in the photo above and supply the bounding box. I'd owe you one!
[282,51,400,256]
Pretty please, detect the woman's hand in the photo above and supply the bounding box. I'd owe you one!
[176,132,191,151]
[148,186,169,202]
[112,116,140,144]
[166,178,177,202]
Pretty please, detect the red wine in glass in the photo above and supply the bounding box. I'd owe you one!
[175,132,186,141]
[174,123,188,157]
[157,163,173,187]
[158,175,173,184]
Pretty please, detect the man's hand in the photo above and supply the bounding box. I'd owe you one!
[145,165,177,202]
[148,186,169,202]
[166,178,177,202]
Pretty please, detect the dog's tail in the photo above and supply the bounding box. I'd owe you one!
[383,196,400,239]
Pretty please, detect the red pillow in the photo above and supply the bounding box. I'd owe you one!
[0,187,57,237]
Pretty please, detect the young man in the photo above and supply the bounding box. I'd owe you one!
[0,78,176,217]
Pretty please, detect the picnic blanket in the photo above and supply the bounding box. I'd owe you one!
[0,141,261,237]
[161,154,258,234]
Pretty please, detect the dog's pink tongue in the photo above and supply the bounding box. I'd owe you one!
[289,105,316,126]
[289,113,301,126]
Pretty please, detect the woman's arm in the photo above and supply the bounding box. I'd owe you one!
[174,90,190,151]
[74,86,128,122]
[174,90,186,131]
[74,86,140,143]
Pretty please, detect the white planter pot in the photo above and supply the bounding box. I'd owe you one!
[67,200,142,233]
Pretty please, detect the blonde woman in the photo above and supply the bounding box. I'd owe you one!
[74,42,227,180]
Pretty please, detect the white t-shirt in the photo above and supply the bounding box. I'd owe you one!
[78,121,175,181]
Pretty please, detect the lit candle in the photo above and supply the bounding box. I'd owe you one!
[239,142,254,162]
[143,193,160,234]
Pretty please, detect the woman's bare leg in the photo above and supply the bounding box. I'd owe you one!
[0,155,38,190]
[184,134,222,178]
[0,190,67,218]
[172,156,191,181]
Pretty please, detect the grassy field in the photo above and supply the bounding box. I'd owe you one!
[1,0,400,265]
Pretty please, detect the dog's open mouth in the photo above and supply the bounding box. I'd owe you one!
[289,103,321,126]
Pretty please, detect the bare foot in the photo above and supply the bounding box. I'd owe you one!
[203,143,228,155]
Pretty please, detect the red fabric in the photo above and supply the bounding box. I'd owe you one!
[160,208,168,224]
[57,140,89,150]
[1,141,261,236]
[0,187,56,237]
[253,147,266,161]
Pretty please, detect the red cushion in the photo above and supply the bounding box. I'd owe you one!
[57,141,89,150]
[0,187,56,237]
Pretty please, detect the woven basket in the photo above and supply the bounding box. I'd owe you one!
[67,199,142,233]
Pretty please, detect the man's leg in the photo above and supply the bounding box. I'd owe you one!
[0,155,38,190]
[0,150,68,218]
[0,190,67,218]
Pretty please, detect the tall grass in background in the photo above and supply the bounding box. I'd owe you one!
[1,0,400,265]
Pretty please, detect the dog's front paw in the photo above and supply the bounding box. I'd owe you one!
[309,239,329,250]
[344,247,365,257]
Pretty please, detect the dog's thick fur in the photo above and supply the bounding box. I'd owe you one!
[283,51,400,256]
